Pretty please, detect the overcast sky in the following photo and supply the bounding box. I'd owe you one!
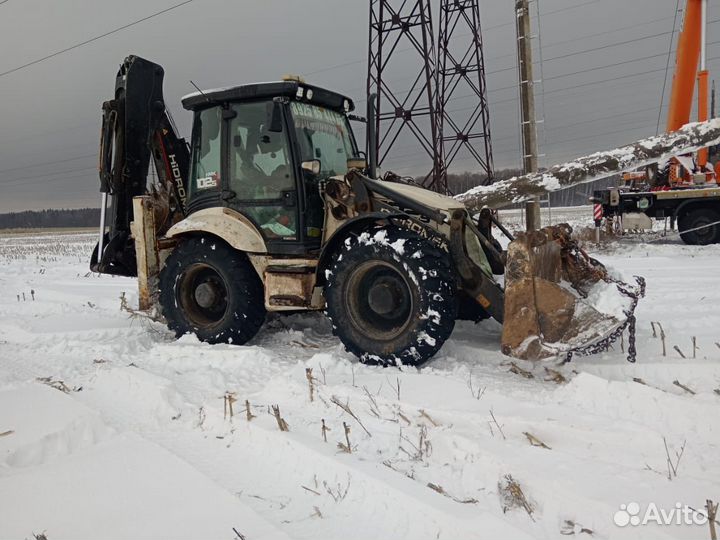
[1,0,718,212]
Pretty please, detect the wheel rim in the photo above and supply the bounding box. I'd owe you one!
[177,263,229,328]
[345,261,414,341]
[693,217,716,244]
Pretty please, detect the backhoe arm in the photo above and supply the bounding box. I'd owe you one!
[91,55,190,276]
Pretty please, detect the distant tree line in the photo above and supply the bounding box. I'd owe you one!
[0,208,100,229]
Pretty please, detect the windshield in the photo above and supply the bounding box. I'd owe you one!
[290,102,358,177]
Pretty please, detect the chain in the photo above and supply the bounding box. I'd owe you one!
[562,276,646,364]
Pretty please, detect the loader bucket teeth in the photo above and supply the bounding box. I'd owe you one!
[501,224,624,360]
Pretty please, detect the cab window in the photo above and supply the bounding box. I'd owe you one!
[189,107,222,196]
[228,101,298,239]
[290,102,358,177]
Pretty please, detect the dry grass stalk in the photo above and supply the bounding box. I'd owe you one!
[663,437,686,480]
[673,345,686,359]
[560,519,594,536]
[223,392,237,419]
[650,321,658,338]
[271,405,289,432]
[692,336,698,359]
[707,499,719,540]
[232,527,246,540]
[323,476,351,502]
[312,506,323,519]
[509,362,534,379]
[499,474,534,521]
[245,400,256,422]
[36,376,75,393]
[321,418,330,442]
[400,425,431,461]
[301,485,321,496]
[419,409,440,427]
[656,322,666,356]
[306,368,315,402]
[426,482,478,504]
[330,395,371,437]
[338,422,352,453]
[523,432,552,450]
[633,377,648,386]
[705,499,718,540]
[673,380,696,395]
[384,376,402,400]
[467,373,487,399]
[362,386,381,418]
[544,367,567,384]
[397,409,412,425]
[0,430,14,438]
[714,388,720,396]
[489,409,506,440]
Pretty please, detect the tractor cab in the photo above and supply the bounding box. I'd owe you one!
[181,81,363,255]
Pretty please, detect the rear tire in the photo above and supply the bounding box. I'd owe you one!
[678,208,720,245]
[159,236,266,344]
[325,226,456,366]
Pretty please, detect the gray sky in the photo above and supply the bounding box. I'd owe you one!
[0,0,717,212]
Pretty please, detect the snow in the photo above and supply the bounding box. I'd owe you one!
[1,224,720,540]
[357,229,407,255]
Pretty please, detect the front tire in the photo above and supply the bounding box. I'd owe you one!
[325,226,456,366]
[678,208,720,245]
[159,236,266,344]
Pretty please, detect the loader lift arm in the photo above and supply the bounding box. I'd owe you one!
[91,55,190,277]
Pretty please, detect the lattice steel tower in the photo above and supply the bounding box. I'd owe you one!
[367,0,493,193]
[437,0,494,186]
[367,0,444,190]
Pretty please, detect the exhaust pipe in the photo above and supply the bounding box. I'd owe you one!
[367,93,378,179]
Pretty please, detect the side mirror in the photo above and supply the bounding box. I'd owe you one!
[266,100,283,133]
[301,160,321,175]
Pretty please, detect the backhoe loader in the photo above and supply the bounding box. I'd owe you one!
[90,55,720,365]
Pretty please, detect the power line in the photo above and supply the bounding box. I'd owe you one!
[545,121,657,147]
[544,52,670,83]
[543,30,673,64]
[0,153,96,175]
[0,0,195,78]
[1,166,97,187]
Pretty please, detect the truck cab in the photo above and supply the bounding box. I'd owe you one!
[181,81,362,256]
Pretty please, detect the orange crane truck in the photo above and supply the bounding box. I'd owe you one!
[593,0,720,245]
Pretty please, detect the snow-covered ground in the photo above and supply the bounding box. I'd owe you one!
[1,211,719,540]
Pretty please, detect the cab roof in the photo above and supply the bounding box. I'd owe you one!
[181,81,355,113]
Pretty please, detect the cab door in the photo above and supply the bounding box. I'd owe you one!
[226,101,308,254]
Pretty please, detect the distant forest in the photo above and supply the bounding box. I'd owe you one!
[0,171,619,229]
[0,208,100,230]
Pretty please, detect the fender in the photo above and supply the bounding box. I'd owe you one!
[165,207,267,253]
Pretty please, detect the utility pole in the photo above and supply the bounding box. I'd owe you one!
[515,0,541,231]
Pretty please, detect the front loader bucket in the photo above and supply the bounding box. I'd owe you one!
[501,225,644,361]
